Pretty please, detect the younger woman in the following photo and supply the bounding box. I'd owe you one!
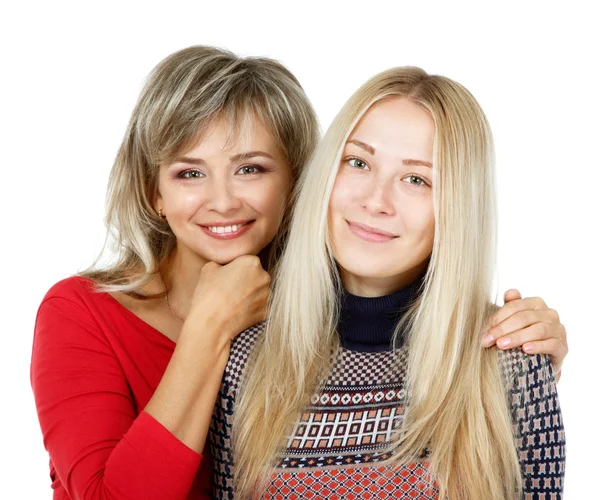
[211,67,566,499]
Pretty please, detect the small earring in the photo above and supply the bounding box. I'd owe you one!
[158,209,166,220]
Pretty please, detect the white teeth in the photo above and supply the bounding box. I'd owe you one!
[207,223,244,234]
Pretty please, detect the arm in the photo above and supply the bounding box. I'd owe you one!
[32,257,269,500]
[508,352,566,497]
[32,296,204,500]
[482,290,568,380]
[144,257,270,454]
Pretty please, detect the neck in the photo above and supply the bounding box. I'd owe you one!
[337,273,424,351]
[340,262,428,297]
[160,244,207,319]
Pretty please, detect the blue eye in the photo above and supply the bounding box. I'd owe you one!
[177,169,204,179]
[236,165,263,175]
[348,158,369,170]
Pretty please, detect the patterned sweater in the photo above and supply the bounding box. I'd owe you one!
[210,288,566,499]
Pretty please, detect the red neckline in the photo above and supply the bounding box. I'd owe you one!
[78,276,177,348]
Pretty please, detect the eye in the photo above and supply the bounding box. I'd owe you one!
[177,169,204,179]
[403,175,428,186]
[236,165,264,175]
[347,157,370,170]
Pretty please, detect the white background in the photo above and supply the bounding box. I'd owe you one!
[1,1,598,497]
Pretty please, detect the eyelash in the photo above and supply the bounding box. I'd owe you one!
[235,165,266,175]
[175,164,266,179]
[176,169,204,179]
[345,156,429,187]
[404,175,428,187]
[347,157,370,170]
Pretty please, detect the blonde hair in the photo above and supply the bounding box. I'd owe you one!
[83,45,319,293]
[233,67,521,499]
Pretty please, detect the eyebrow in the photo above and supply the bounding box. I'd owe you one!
[348,139,375,155]
[229,150,275,162]
[347,139,433,169]
[172,150,275,165]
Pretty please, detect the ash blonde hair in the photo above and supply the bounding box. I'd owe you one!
[234,67,521,499]
[83,45,319,292]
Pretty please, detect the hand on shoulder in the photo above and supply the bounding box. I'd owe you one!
[482,289,568,380]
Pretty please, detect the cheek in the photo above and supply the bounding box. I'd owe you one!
[157,173,207,218]
[170,189,207,216]
[246,177,290,218]
[406,199,435,246]
[329,172,357,217]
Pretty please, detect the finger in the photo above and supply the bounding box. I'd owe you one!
[481,290,521,332]
[556,322,567,343]
[487,296,549,329]
[522,338,568,370]
[483,309,551,347]
[493,322,552,349]
[235,254,261,266]
[199,261,221,278]
[503,289,522,303]
[263,271,272,286]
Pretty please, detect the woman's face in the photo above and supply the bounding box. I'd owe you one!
[155,116,292,265]
[328,97,435,296]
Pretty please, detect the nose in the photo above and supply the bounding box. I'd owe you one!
[204,177,243,214]
[361,175,396,216]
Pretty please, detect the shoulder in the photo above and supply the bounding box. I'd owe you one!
[35,276,114,343]
[40,276,99,309]
[497,348,559,422]
[497,347,566,494]
[497,347,528,387]
[497,347,555,387]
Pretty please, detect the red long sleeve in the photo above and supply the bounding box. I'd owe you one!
[31,277,213,500]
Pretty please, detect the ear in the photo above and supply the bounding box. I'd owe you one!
[153,192,163,213]
[152,179,163,213]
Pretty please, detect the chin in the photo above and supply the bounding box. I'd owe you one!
[202,239,274,265]
[205,249,255,265]
[207,255,240,265]
[338,260,394,281]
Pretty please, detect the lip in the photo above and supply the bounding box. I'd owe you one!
[199,220,255,240]
[346,220,398,243]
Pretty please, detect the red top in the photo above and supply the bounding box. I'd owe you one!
[31,276,213,500]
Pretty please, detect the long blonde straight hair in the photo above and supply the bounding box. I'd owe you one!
[233,67,522,499]
[82,45,319,293]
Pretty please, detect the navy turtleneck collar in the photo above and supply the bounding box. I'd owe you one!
[337,275,424,352]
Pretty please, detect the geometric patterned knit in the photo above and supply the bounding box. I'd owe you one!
[210,325,566,499]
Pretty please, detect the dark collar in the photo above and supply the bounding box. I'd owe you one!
[337,276,424,352]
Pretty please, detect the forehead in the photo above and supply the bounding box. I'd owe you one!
[181,113,282,158]
[349,97,435,157]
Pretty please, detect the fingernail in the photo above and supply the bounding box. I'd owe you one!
[481,333,495,347]
[523,344,534,352]
[497,338,511,348]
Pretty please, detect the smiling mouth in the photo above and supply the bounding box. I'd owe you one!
[199,220,255,240]
[206,223,247,234]
[346,220,398,243]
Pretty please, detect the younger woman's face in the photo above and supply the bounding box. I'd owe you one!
[328,97,435,296]
[155,116,292,265]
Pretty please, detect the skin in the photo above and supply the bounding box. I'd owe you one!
[112,116,291,452]
[114,103,566,456]
[157,118,291,271]
[329,96,568,375]
[483,289,568,378]
[329,97,435,297]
